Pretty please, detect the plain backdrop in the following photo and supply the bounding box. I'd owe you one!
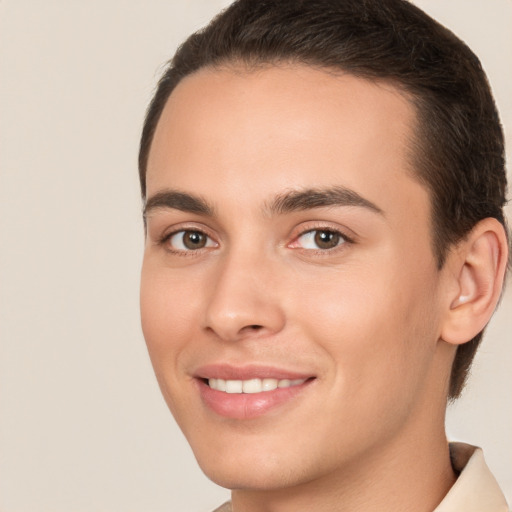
[0,1,510,511]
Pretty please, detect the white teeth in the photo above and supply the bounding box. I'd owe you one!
[242,378,263,394]
[262,378,278,391]
[208,377,307,393]
[225,380,243,393]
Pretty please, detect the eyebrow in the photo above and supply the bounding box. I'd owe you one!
[143,190,214,218]
[143,185,383,220]
[266,186,383,216]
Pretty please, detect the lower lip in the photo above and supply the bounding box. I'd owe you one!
[197,379,313,419]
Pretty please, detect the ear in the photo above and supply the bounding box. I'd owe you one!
[440,218,509,345]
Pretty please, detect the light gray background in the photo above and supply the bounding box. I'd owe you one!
[0,1,510,511]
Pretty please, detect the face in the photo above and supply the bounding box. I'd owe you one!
[141,66,451,491]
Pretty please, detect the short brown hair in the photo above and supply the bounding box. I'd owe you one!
[139,0,508,398]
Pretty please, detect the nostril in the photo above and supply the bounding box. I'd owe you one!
[248,325,263,331]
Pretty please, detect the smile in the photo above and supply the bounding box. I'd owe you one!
[208,377,307,393]
[195,366,315,419]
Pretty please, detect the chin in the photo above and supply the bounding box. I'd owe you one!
[191,434,331,493]
[198,459,303,492]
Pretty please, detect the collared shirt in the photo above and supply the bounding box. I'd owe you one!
[213,443,509,512]
[434,443,509,512]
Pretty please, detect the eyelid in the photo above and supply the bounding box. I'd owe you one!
[287,222,355,251]
[169,230,217,250]
[158,223,219,254]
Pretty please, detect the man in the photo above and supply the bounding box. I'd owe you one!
[138,0,510,510]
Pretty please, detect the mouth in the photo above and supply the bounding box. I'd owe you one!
[194,365,315,419]
[206,377,308,393]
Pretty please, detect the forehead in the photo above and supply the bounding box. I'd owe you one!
[147,65,426,222]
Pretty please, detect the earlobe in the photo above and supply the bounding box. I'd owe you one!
[441,218,509,346]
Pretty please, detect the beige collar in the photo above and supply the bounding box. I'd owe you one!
[433,442,509,511]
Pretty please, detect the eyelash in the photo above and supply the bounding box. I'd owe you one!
[159,228,218,256]
[158,225,354,256]
[290,227,353,253]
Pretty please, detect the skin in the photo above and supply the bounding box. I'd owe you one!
[140,65,483,512]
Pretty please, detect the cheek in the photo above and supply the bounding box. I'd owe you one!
[293,259,440,401]
[140,263,197,372]
[140,262,206,423]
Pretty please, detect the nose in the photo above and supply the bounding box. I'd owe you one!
[203,249,286,342]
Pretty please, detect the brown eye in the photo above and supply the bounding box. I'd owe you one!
[294,229,346,250]
[168,230,216,251]
[183,231,207,249]
[314,230,341,249]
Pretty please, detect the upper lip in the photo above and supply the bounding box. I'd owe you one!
[194,363,314,381]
